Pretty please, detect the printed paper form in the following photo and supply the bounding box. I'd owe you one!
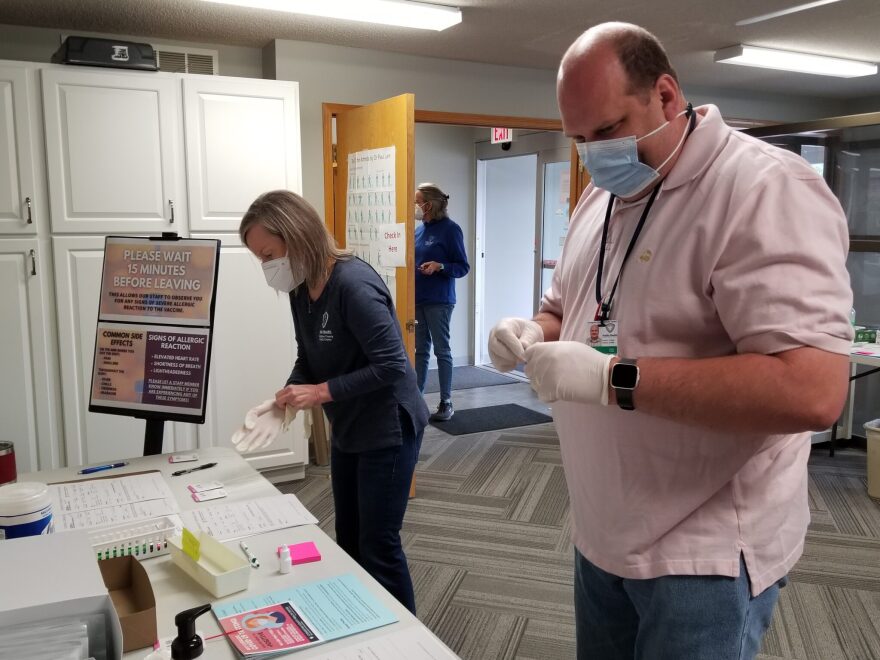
[50,472,180,532]
[213,574,398,647]
[51,472,175,511]
[55,499,180,532]
[181,493,318,541]
[311,627,460,659]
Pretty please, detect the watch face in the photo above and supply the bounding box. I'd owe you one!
[611,363,639,389]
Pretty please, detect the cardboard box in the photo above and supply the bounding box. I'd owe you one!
[99,555,157,653]
[0,530,123,659]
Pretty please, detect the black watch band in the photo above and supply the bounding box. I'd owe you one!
[611,357,639,411]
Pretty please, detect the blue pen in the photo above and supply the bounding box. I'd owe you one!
[77,461,129,475]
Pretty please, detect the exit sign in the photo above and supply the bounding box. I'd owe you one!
[491,127,513,144]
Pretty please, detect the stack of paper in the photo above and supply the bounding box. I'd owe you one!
[50,473,179,532]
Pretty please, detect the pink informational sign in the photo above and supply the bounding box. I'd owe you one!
[89,235,220,424]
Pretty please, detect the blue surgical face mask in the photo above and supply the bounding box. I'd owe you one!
[576,107,691,198]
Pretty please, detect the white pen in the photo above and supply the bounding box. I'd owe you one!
[240,541,260,568]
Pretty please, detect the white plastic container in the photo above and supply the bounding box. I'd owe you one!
[0,482,53,540]
[167,532,250,597]
[865,419,880,499]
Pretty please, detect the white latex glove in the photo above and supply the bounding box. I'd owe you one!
[231,399,295,453]
[524,342,613,405]
[488,317,544,372]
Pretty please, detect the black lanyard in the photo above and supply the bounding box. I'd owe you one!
[594,106,696,323]
[594,185,661,322]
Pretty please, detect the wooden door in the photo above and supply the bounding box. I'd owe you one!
[568,141,591,217]
[331,94,416,359]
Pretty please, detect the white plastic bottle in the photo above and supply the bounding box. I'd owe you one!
[279,544,291,574]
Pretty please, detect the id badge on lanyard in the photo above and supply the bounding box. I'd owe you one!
[587,318,618,355]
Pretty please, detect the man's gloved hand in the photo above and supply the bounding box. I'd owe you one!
[525,342,613,405]
[488,317,544,372]
[231,399,295,453]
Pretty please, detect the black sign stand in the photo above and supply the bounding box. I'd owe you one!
[142,418,166,456]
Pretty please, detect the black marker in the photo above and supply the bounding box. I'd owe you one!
[171,462,218,477]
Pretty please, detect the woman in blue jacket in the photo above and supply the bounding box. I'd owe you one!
[414,183,470,421]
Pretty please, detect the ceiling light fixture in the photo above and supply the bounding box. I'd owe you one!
[201,0,462,31]
[714,45,877,78]
[736,0,843,27]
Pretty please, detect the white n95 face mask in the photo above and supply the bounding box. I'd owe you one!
[576,106,691,198]
[414,204,424,222]
[262,256,304,292]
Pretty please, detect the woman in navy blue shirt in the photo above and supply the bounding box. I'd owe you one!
[237,190,428,614]
[414,183,470,421]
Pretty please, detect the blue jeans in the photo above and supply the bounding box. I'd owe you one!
[574,550,785,660]
[415,304,454,402]
[330,408,423,614]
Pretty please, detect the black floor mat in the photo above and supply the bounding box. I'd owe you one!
[429,403,552,435]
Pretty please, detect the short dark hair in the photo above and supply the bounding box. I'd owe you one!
[613,27,678,98]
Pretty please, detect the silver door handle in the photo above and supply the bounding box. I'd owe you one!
[168,199,175,223]
[29,249,36,276]
[25,197,32,224]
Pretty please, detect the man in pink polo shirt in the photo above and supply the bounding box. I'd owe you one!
[489,22,853,660]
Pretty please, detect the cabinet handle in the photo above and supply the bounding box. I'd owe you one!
[168,199,175,224]
[29,249,36,276]
[25,197,32,224]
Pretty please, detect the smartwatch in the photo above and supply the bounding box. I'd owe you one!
[438,263,445,271]
[610,358,639,411]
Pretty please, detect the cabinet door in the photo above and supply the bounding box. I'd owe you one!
[0,239,59,473]
[195,233,308,470]
[0,64,41,234]
[183,77,301,232]
[42,68,185,234]
[53,236,190,465]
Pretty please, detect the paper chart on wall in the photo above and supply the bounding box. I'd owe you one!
[346,146,400,304]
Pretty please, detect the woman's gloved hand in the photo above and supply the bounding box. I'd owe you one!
[231,399,295,453]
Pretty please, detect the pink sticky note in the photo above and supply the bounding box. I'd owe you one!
[276,542,321,565]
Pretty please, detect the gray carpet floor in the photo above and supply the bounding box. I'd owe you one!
[279,400,880,660]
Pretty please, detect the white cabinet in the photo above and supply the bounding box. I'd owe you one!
[0,63,43,234]
[42,68,186,234]
[3,64,307,476]
[53,236,193,465]
[197,234,307,475]
[0,239,60,473]
[183,77,301,231]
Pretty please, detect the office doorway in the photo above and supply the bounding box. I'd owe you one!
[473,131,572,366]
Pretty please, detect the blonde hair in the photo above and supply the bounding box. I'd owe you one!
[239,190,351,288]
[417,183,449,219]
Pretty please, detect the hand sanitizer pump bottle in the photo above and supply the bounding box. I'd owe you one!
[171,604,212,660]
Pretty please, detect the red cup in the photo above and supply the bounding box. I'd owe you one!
[0,442,16,486]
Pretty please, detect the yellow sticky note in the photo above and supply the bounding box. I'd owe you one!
[182,528,201,562]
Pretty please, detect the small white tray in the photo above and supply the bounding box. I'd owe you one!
[167,532,250,597]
